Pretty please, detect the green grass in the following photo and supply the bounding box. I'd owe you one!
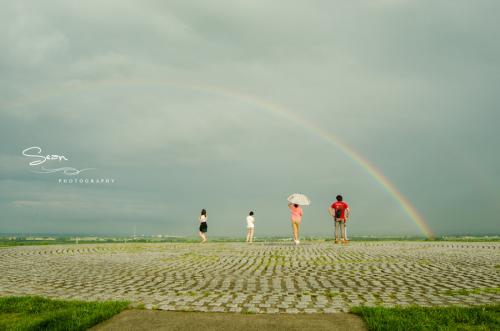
[325,291,339,299]
[311,258,397,265]
[352,305,500,331]
[443,288,500,296]
[1,236,500,248]
[0,296,129,331]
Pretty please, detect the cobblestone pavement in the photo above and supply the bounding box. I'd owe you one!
[1,242,499,313]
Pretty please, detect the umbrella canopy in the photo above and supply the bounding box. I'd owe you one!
[287,193,311,206]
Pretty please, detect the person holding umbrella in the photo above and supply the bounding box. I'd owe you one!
[287,193,310,245]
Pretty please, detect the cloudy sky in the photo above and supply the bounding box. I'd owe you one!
[1,0,499,237]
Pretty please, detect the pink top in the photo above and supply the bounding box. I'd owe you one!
[289,205,303,220]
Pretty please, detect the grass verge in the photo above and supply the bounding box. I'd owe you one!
[352,305,500,331]
[0,296,129,331]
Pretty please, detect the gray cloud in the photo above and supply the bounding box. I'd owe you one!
[1,0,499,237]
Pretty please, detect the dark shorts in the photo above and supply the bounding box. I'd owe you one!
[199,222,208,233]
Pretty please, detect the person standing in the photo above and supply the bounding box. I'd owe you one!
[288,203,303,245]
[329,195,350,244]
[246,211,255,243]
[199,209,208,243]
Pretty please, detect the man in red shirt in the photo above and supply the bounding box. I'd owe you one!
[328,195,350,244]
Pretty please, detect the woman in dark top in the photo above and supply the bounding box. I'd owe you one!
[199,209,208,243]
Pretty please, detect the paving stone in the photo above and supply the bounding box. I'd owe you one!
[1,242,498,313]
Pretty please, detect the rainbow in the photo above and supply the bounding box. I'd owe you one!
[4,77,434,238]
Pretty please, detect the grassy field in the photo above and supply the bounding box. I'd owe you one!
[0,296,128,331]
[1,235,499,248]
[352,305,500,331]
[1,296,499,330]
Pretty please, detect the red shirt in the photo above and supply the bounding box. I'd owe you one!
[331,201,349,219]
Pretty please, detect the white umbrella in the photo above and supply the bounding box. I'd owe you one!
[287,193,311,206]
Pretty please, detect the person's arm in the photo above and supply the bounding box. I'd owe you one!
[288,203,293,210]
[328,207,334,217]
[345,208,350,219]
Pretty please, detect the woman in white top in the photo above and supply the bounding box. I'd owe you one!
[246,211,255,243]
[199,209,208,243]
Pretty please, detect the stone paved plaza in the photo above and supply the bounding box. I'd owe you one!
[1,242,499,313]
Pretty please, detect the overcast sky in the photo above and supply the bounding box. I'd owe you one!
[1,0,499,237]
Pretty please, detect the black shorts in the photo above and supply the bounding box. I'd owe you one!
[199,222,208,233]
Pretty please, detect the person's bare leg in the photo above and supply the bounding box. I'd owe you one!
[342,222,348,243]
[295,222,300,243]
[249,228,254,243]
[292,222,297,241]
[334,221,340,243]
[246,229,250,242]
[199,231,204,242]
[200,232,207,243]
